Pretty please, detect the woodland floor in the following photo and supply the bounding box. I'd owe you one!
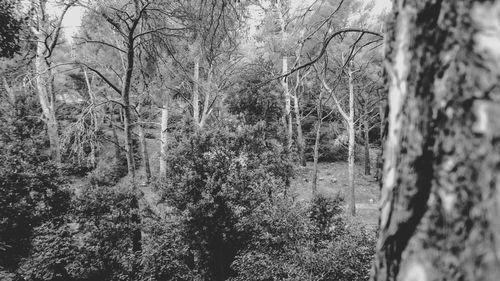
[290,160,380,228]
[137,137,381,228]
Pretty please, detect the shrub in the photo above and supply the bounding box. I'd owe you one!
[231,195,376,281]
[162,122,293,280]
[18,186,141,281]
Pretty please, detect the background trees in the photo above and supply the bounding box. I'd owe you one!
[1,0,391,280]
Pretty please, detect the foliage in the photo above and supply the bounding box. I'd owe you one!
[0,89,70,272]
[18,185,141,281]
[0,0,21,58]
[163,122,293,280]
[230,195,376,281]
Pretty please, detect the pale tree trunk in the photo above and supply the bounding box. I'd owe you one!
[373,1,500,280]
[282,57,293,149]
[276,0,293,149]
[364,100,371,175]
[312,120,321,195]
[83,69,98,166]
[312,90,323,194]
[159,93,169,178]
[193,54,200,127]
[32,1,69,164]
[347,61,356,216]
[36,43,60,164]
[199,65,213,128]
[294,71,306,167]
[137,105,151,184]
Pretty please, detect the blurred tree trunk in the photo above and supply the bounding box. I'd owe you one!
[364,100,371,175]
[347,60,356,216]
[373,1,500,280]
[375,89,385,181]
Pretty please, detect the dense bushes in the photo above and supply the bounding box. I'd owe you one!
[1,113,375,280]
[162,122,293,280]
[18,185,141,281]
[230,195,375,281]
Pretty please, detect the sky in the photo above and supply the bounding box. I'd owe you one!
[51,0,392,42]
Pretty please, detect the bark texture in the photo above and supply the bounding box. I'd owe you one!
[373,1,500,280]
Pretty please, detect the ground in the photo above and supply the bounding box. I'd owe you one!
[290,160,380,228]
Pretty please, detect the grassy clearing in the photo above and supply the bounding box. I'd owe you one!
[290,160,380,227]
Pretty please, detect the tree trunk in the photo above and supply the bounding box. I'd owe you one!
[276,0,292,150]
[364,101,371,175]
[372,1,500,280]
[312,119,321,195]
[193,54,200,127]
[348,61,356,216]
[109,104,121,161]
[199,65,212,128]
[294,72,306,167]
[312,90,323,195]
[282,56,293,150]
[137,111,151,184]
[121,35,136,178]
[375,89,385,181]
[35,36,60,164]
[159,95,169,178]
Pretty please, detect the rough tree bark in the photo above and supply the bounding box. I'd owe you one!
[372,1,500,280]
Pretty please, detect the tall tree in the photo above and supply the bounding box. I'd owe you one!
[31,0,75,164]
[373,1,500,280]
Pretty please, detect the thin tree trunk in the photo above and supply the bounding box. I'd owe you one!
[364,101,371,175]
[193,54,200,127]
[159,94,169,178]
[312,90,323,195]
[109,105,121,160]
[348,61,356,216]
[199,65,212,128]
[84,69,98,166]
[137,105,151,184]
[283,57,293,150]
[375,89,384,181]
[294,72,306,167]
[35,39,60,164]
[276,0,292,149]
[121,35,136,178]
[312,119,321,195]
[373,1,500,280]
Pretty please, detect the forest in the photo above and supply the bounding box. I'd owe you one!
[2,0,500,281]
